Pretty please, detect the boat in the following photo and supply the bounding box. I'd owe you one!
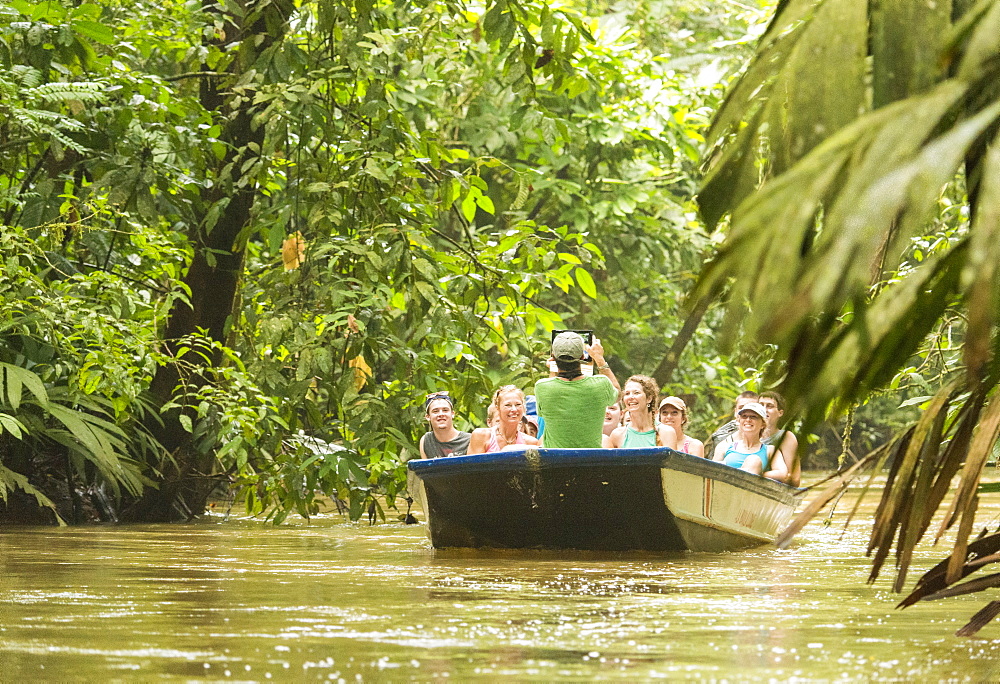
[407,447,803,552]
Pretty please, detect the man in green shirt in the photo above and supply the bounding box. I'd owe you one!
[534,332,620,448]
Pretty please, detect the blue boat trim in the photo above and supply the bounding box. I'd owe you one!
[408,447,803,551]
[408,447,800,505]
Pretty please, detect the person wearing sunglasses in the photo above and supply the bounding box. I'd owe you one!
[419,392,471,459]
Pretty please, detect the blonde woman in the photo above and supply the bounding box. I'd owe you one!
[611,376,677,449]
[468,385,539,454]
[657,396,704,457]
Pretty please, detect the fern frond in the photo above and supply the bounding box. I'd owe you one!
[25,81,107,104]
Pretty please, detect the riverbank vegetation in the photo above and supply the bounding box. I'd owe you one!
[0,0,777,523]
[1,0,998,633]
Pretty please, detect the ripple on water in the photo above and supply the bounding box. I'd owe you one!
[1,484,1000,680]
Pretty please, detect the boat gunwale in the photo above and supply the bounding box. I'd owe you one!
[408,447,802,505]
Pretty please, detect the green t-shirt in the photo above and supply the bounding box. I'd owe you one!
[534,375,618,449]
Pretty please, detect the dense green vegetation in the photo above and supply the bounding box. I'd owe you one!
[1,0,781,524]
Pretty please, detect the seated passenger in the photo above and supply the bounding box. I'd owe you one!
[658,395,704,457]
[705,390,759,455]
[419,392,471,459]
[524,394,545,440]
[760,391,801,486]
[610,376,677,449]
[521,415,539,438]
[712,402,786,479]
[603,400,623,437]
[534,332,620,448]
[468,385,540,454]
[602,400,623,447]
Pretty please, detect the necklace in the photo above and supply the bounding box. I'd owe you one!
[496,426,518,446]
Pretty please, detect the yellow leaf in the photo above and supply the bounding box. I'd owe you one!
[348,355,372,391]
[282,232,306,270]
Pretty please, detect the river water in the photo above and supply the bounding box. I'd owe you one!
[1,478,999,681]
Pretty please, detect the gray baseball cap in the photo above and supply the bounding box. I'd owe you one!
[551,331,586,361]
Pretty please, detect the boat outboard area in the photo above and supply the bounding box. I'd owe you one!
[407,446,803,553]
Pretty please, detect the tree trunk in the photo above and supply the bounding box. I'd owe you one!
[652,294,710,388]
[122,0,294,522]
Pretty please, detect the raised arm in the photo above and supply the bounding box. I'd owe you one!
[588,338,620,392]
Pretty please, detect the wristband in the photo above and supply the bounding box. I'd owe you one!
[596,363,610,371]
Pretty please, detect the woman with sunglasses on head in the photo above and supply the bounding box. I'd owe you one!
[419,392,471,459]
[468,385,540,454]
[712,401,786,479]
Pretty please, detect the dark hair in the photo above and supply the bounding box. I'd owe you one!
[733,390,758,409]
[759,390,785,411]
[555,358,581,379]
[424,392,454,412]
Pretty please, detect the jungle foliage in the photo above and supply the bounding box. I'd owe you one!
[0,0,773,524]
[700,0,1000,636]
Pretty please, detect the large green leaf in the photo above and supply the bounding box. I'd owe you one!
[700,0,867,227]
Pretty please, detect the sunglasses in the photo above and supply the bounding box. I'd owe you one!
[424,391,453,409]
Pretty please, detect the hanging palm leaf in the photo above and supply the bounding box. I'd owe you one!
[696,0,1000,634]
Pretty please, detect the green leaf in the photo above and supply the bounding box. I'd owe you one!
[72,19,114,45]
[461,190,478,222]
[0,413,26,439]
[574,267,596,298]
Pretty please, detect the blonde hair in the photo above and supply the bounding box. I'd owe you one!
[491,385,525,428]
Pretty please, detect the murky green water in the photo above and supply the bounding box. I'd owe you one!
[2,481,999,681]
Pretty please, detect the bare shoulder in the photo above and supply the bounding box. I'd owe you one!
[712,440,727,460]
[657,424,677,449]
[467,428,491,454]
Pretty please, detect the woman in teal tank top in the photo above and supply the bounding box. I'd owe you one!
[711,401,783,478]
[610,375,677,449]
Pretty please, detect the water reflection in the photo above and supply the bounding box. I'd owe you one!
[1,486,999,681]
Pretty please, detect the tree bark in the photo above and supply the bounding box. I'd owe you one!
[122,0,295,522]
[652,294,710,388]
